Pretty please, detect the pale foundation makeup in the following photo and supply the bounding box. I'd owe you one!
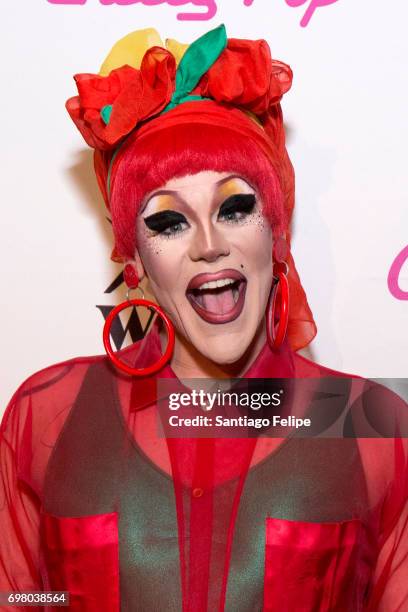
[133,171,274,368]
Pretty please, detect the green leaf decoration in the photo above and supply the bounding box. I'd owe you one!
[101,104,113,125]
[105,25,228,197]
[171,24,227,107]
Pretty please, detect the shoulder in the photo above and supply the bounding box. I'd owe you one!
[293,352,408,436]
[293,350,407,406]
[1,353,112,437]
[292,351,363,380]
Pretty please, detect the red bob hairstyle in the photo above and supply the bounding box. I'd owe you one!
[94,104,292,263]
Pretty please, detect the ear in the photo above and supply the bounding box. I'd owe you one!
[273,235,288,262]
[123,249,146,287]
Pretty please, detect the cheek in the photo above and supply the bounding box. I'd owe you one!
[233,213,273,271]
[136,228,186,294]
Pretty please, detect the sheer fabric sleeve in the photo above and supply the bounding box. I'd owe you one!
[0,359,90,610]
[0,389,44,609]
[370,495,408,610]
[0,429,43,597]
[351,378,408,611]
[293,355,408,610]
[364,436,408,611]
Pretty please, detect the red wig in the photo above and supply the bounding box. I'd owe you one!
[109,125,286,262]
[94,101,294,264]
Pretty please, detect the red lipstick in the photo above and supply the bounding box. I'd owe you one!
[186,269,247,324]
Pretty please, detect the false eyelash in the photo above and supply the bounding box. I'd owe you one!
[218,194,256,217]
[143,193,256,236]
[143,210,187,233]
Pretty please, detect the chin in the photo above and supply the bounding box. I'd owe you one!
[201,346,245,366]
[189,327,257,366]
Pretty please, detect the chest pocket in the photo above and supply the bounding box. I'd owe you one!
[263,517,372,612]
[41,510,120,612]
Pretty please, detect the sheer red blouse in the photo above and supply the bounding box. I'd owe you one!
[1,327,407,611]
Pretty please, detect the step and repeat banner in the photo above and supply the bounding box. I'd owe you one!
[1,0,407,411]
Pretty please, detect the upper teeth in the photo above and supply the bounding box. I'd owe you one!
[197,278,237,290]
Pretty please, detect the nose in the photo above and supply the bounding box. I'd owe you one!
[189,222,230,263]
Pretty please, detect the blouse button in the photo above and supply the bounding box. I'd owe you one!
[192,487,204,498]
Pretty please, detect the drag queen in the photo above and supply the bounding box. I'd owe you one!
[1,25,407,611]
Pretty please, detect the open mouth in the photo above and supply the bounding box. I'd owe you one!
[186,269,247,324]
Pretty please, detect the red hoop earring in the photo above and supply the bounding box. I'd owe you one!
[267,262,290,351]
[103,275,175,376]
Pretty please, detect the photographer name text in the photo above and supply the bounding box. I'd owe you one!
[168,414,311,429]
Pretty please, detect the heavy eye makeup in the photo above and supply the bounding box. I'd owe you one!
[143,193,257,238]
[143,210,189,238]
[217,193,256,222]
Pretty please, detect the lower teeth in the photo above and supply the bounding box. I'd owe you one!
[232,287,239,303]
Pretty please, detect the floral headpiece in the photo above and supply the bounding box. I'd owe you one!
[66,24,292,153]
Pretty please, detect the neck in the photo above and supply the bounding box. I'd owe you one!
[160,319,267,380]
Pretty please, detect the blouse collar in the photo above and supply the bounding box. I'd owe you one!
[126,322,295,412]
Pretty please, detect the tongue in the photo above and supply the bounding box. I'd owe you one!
[201,287,236,314]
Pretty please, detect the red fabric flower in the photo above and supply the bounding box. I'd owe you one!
[67,37,292,152]
[194,39,293,115]
[66,47,176,151]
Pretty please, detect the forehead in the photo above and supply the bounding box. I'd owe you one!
[146,171,255,198]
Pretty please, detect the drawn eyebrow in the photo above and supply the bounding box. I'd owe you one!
[140,191,186,215]
[141,175,254,212]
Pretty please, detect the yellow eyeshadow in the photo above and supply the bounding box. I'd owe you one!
[153,195,179,212]
[217,180,249,200]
